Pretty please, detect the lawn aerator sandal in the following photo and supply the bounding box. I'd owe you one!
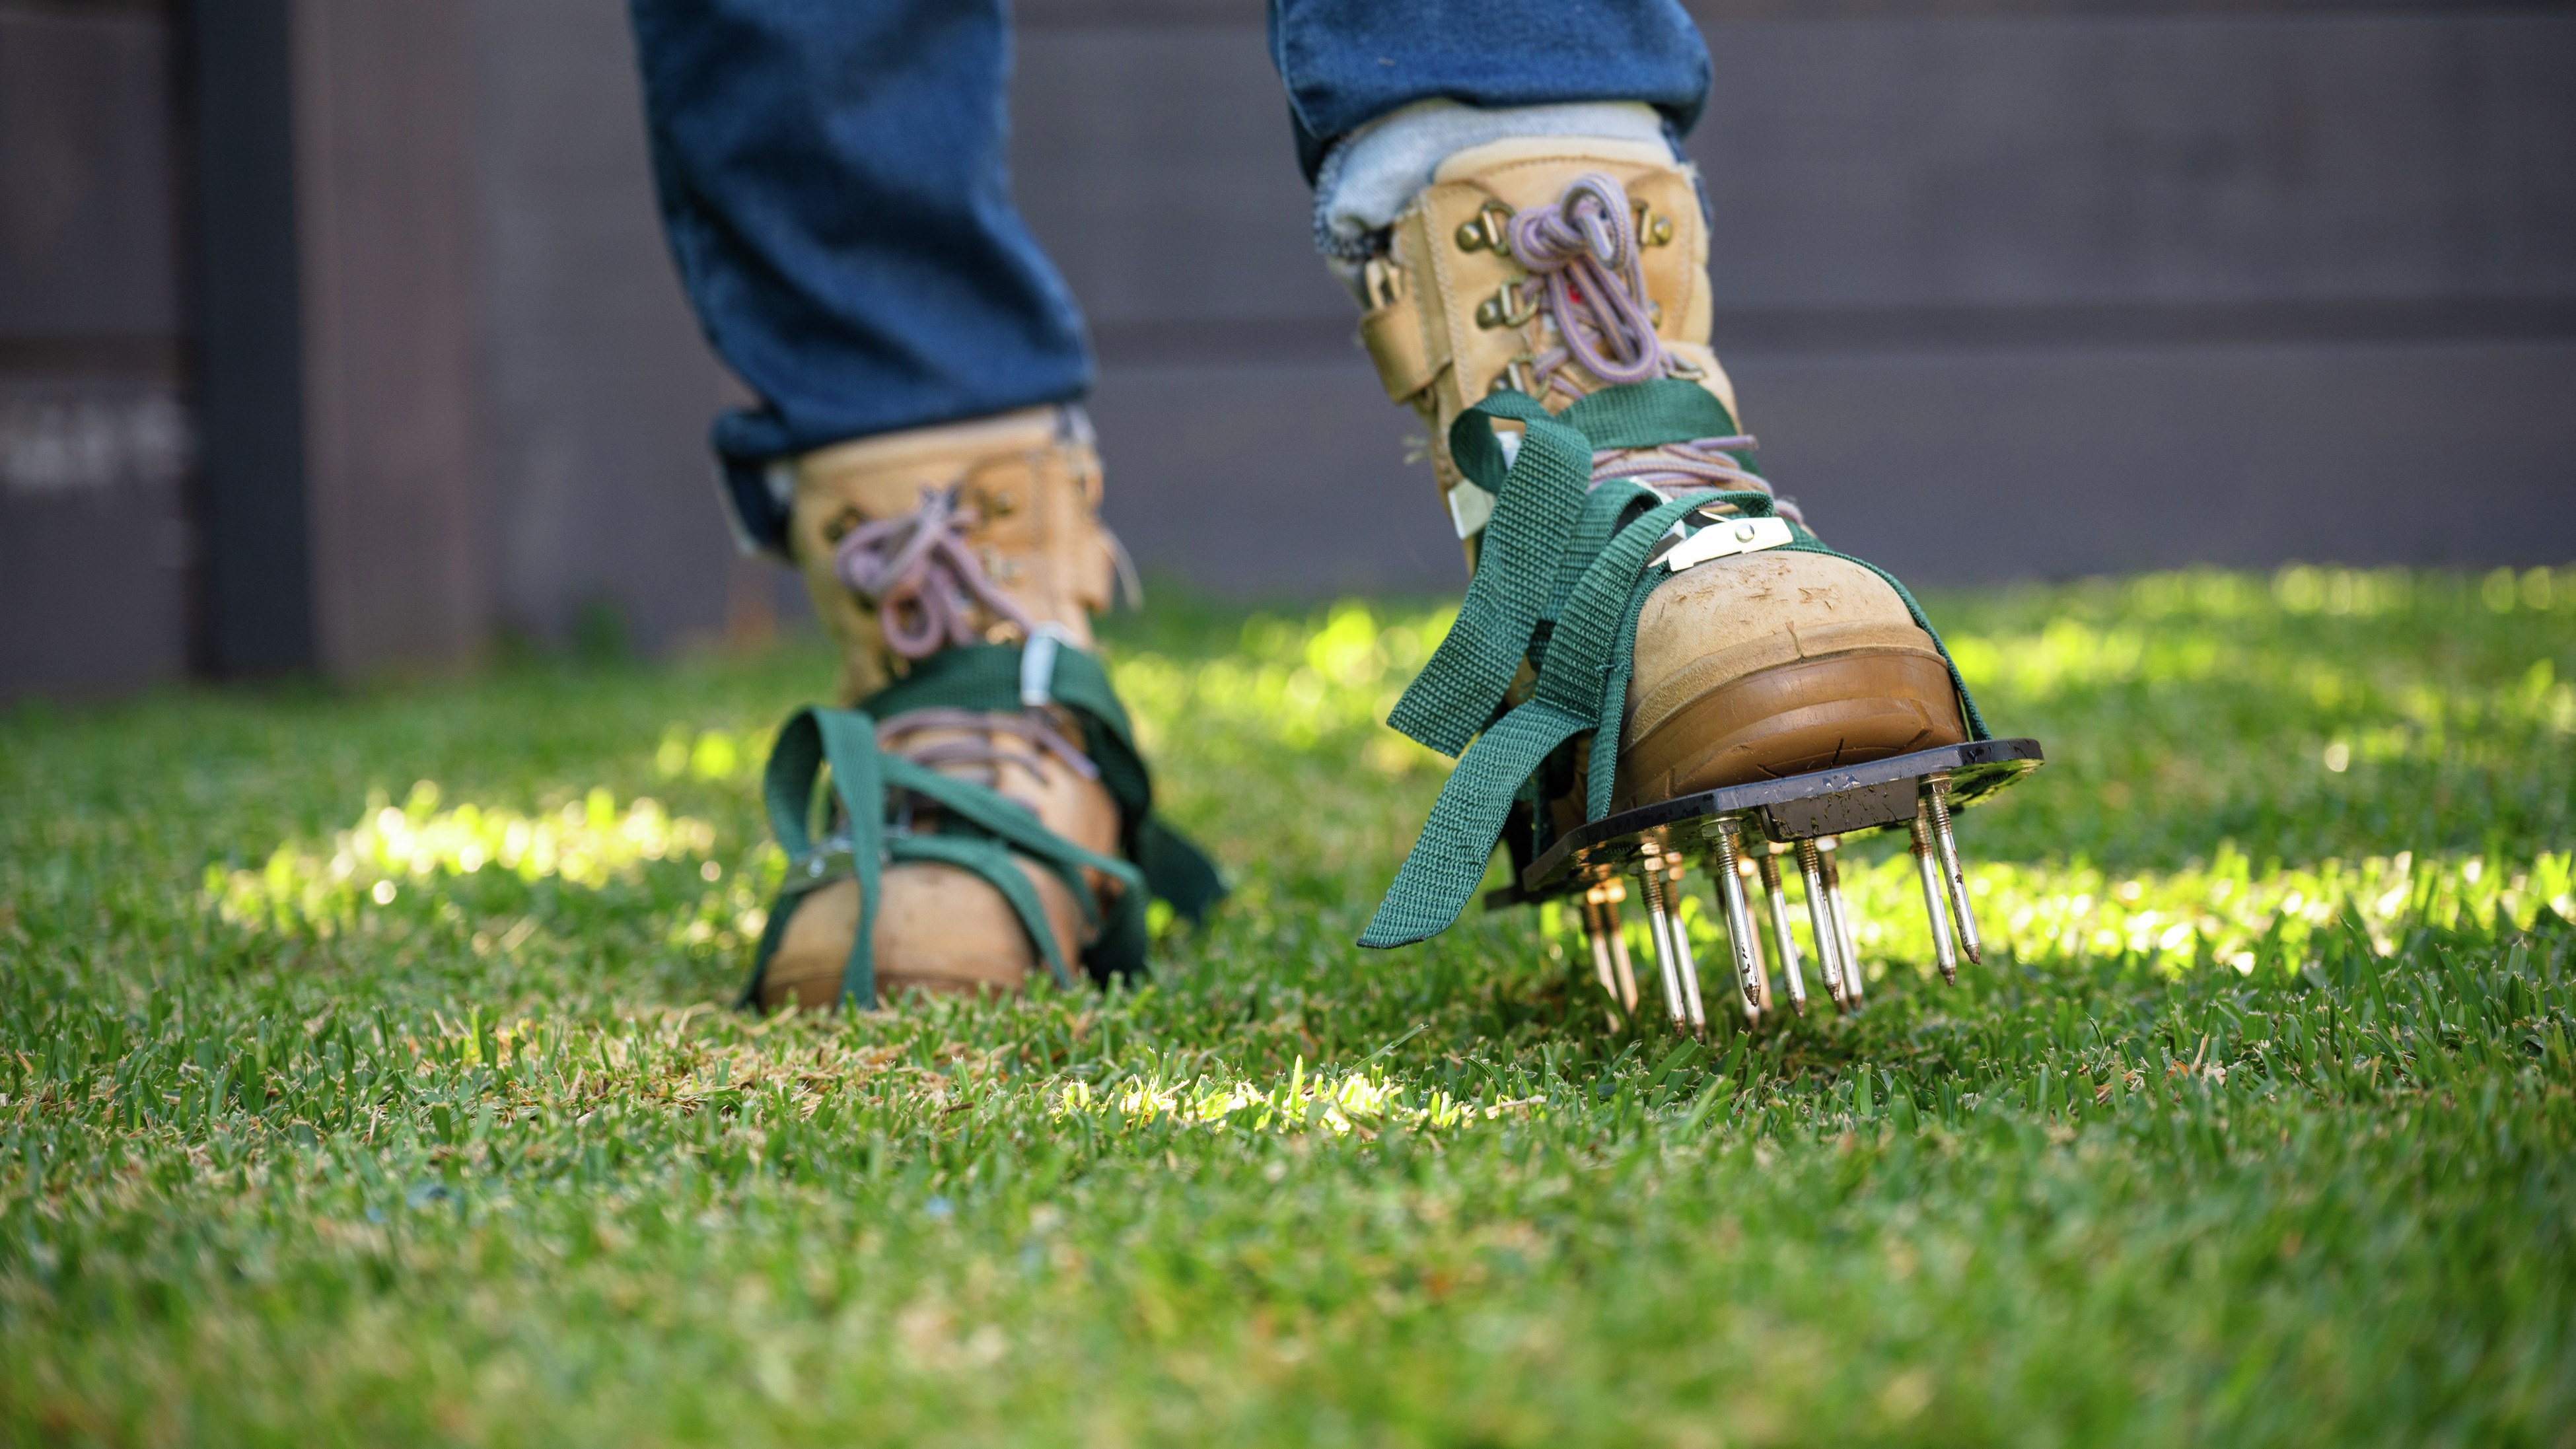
[1360,379,2044,1030]
[738,636,1224,1010]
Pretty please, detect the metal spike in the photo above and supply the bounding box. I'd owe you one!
[1638,859,1688,1028]
[1707,822,1766,1020]
[1600,878,1641,1010]
[1797,839,1849,1012]
[1924,774,1984,966]
[1756,848,1808,1014]
[1664,859,1708,1032]
[1908,806,1958,983]
[1740,853,1775,1015]
[1581,884,1622,1001]
[1820,836,1863,1007]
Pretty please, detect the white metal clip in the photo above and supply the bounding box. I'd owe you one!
[1659,514,1792,573]
[1020,622,1075,707]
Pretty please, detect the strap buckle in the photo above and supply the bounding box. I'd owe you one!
[1660,515,1793,573]
[788,833,856,888]
[1020,621,1075,708]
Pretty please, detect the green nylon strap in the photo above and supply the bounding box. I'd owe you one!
[1538,479,1661,646]
[1359,700,1594,950]
[878,752,1145,931]
[814,709,888,1007]
[1362,489,1709,948]
[857,642,1225,926]
[1390,392,1595,756]
[1557,378,1741,454]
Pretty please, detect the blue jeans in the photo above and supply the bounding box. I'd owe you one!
[630,0,1712,553]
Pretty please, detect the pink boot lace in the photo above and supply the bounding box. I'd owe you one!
[833,487,1098,794]
[833,486,1042,661]
[1504,173,1802,524]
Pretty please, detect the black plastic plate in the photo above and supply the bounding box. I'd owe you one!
[1487,738,2045,909]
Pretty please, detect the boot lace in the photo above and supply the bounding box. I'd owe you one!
[834,489,1099,813]
[1504,174,1801,524]
[834,486,1041,660]
[878,707,1097,788]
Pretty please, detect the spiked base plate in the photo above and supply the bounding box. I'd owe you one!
[1487,738,2044,910]
[1493,740,2044,1029]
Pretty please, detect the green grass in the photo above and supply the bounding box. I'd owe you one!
[4,563,2574,1446]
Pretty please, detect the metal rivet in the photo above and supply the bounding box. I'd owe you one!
[1733,522,1757,543]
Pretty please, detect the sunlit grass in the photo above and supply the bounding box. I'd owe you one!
[3,563,2573,1445]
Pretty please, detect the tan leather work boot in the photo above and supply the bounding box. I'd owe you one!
[1356,137,1964,809]
[758,406,1128,1009]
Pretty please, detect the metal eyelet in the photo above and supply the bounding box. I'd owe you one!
[1474,280,1540,330]
[1632,201,1676,247]
[1454,200,1517,254]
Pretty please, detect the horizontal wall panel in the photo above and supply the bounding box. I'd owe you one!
[1686,14,2576,310]
[1015,13,2576,334]
[1096,338,2576,596]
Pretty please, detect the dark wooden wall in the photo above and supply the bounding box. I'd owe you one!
[0,2,192,701]
[3,0,2571,703]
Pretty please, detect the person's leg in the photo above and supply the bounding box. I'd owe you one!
[1273,3,1969,985]
[630,0,1091,555]
[629,0,1216,1007]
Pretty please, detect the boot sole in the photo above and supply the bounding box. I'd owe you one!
[1615,647,1966,810]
